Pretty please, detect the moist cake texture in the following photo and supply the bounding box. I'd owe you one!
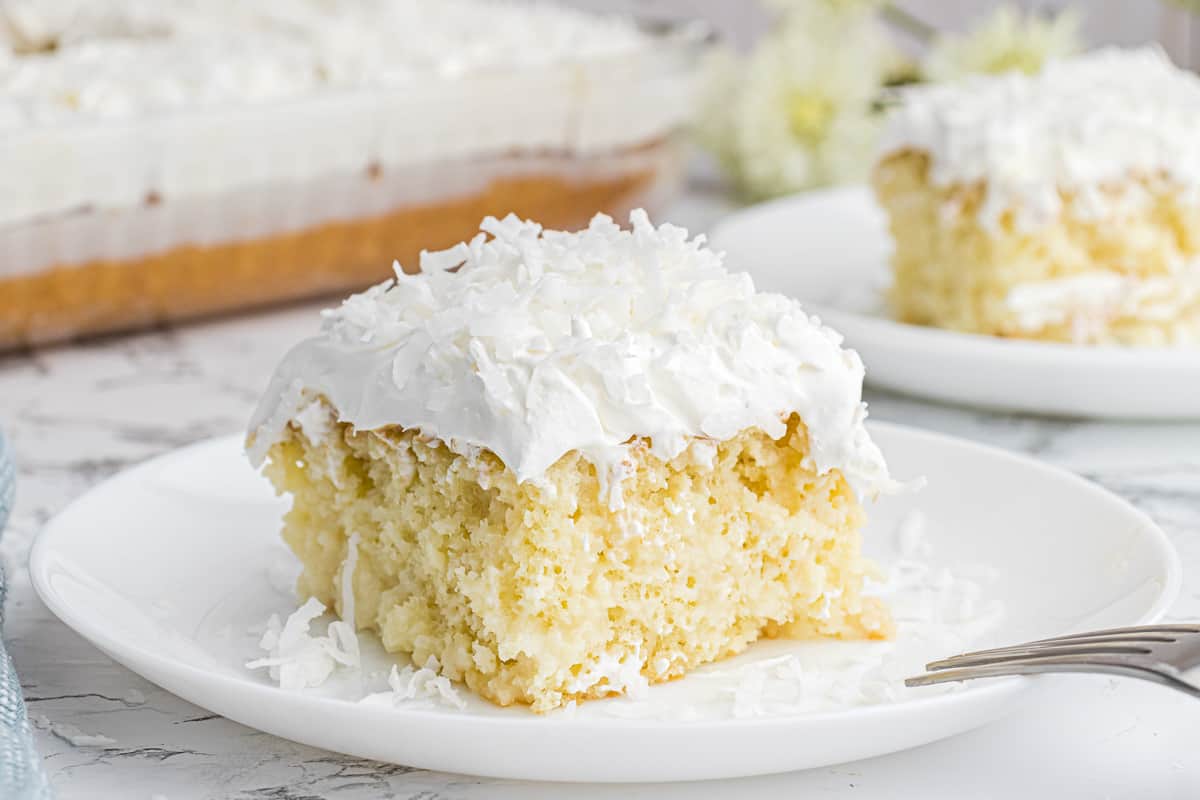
[248,211,893,711]
[874,48,1200,345]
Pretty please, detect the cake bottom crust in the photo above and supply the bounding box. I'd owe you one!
[262,404,892,712]
[0,165,660,351]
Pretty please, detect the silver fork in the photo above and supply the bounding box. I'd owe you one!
[907,624,1200,698]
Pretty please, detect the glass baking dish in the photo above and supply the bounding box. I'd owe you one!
[0,15,707,351]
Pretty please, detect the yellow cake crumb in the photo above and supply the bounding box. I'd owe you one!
[873,150,1200,345]
[262,402,891,712]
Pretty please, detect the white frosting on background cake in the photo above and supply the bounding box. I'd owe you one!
[0,0,645,124]
[879,47,1200,228]
[0,145,677,277]
[0,0,699,226]
[248,210,891,498]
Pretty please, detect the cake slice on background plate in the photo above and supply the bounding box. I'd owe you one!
[247,210,894,712]
[875,47,1200,345]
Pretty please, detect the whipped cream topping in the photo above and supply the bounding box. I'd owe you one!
[879,47,1200,228]
[248,210,891,498]
[0,0,646,126]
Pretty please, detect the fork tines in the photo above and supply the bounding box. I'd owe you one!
[1024,624,1200,644]
[905,624,1200,699]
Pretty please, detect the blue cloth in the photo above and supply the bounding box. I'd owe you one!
[0,430,52,799]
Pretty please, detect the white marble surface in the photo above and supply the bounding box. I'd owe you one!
[2,193,1200,799]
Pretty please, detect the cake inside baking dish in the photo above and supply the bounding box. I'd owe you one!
[874,48,1200,346]
[0,0,697,350]
[247,210,893,711]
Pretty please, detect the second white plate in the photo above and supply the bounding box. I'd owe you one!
[709,186,1200,419]
[30,425,1178,782]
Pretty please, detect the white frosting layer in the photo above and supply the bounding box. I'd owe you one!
[0,1,698,226]
[0,0,645,123]
[248,210,891,498]
[1,144,677,277]
[879,47,1200,228]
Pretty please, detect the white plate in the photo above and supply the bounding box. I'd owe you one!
[31,425,1178,783]
[709,187,1200,419]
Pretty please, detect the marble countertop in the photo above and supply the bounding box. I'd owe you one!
[2,194,1199,799]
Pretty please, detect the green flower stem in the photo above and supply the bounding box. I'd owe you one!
[880,3,937,44]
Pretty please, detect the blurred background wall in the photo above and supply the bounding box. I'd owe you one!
[563,1,1189,58]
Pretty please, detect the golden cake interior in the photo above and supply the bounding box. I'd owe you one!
[873,150,1200,345]
[261,402,892,712]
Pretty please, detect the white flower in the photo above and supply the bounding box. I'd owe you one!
[698,6,893,199]
[923,5,1082,82]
